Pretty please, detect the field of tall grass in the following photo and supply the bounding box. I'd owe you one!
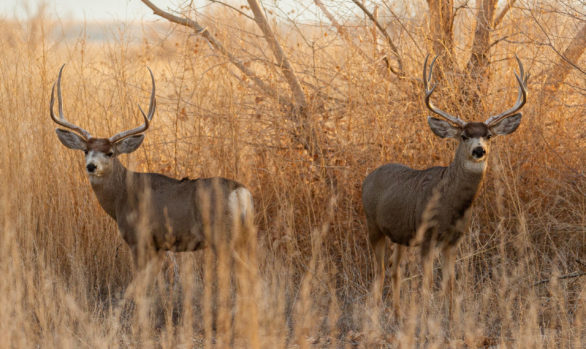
[0,2,583,347]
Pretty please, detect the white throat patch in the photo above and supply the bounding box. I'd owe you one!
[463,159,487,173]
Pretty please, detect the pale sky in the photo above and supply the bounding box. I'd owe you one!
[0,0,314,22]
[0,0,152,21]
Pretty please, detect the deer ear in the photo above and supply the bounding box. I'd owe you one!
[427,117,460,139]
[56,129,87,150]
[115,134,144,154]
[489,113,522,136]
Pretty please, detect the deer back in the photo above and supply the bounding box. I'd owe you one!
[101,168,244,252]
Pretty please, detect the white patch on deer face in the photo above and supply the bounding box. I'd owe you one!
[461,137,489,173]
[84,138,116,182]
[86,150,114,179]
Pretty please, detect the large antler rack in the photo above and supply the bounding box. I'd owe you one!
[109,67,157,143]
[423,55,466,128]
[50,64,93,140]
[50,66,157,143]
[484,56,528,126]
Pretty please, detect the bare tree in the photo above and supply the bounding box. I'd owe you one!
[426,0,457,72]
[466,0,517,108]
[313,0,378,72]
[140,0,327,178]
[351,0,404,76]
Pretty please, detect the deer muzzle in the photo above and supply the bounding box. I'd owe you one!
[472,146,486,159]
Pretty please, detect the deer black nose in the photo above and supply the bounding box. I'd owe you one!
[472,147,486,159]
[86,163,97,173]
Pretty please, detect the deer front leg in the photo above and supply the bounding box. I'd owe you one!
[368,224,386,302]
[420,236,434,295]
[124,248,163,301]
[389,244,404,317]
[441,243,456,319]
[119,250,164,326]
[162,251,180,294]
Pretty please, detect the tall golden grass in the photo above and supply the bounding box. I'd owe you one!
[0,3,583,347]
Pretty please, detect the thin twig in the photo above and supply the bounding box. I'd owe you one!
[246,0,308,109]
[351,0,404,76]
[533,271,586,286]
[140,0,293,107]
[494,0,517,28]
[381,0,424,55]
[208,0,255,20]
[312,0,370,63]
[489,34,513,48]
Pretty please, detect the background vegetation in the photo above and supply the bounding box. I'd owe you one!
[0,0,583,347]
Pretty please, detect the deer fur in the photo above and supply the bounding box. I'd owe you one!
[51,66,254,272]
[362,55,527,315]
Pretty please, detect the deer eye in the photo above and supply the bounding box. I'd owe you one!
[461,135,469,141]
[486,134,492,140]
[106,152,114,157]
[84,150,89,155]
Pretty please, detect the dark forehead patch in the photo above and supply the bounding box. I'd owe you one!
[463,122,489,137]
[87,138,113,152]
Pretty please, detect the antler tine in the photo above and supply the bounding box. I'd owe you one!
[109,67,156,143]
[143,67,156,121]
[50,64,92,140]
[137,68,156,122]
[423,54,466,127]
[485,55,528,126]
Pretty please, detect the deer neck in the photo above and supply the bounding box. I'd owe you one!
[441,143,487,204]
[89,158,129,220]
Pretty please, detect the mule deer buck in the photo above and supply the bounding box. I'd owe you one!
[362,55,527,313]
[50,65,254,292]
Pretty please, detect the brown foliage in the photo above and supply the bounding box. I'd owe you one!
[0,2,583,347]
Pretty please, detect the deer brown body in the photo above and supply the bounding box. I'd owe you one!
[362,56,528,314]
[90,157,247,255]
[50,65,254,270]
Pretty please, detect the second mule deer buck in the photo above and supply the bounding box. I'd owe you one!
[50,65,254,295]
[362,55,527,313]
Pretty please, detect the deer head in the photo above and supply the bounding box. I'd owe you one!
[50,65,156,180]
[423,55,528,169]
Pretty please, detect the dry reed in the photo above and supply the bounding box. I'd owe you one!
[0,3,583,348]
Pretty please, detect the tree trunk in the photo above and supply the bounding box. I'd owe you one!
[427,0,456,73]
[246,0,307,110]
[466,0,498,110]
[140,0,334,186]
[543,22,586,98]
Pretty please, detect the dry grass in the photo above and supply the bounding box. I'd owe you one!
[0,3,584,348]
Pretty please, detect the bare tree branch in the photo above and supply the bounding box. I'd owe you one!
[489,34,513,48]
[208,0,255,21]
[467,0,498,75]
[246,0,307,109]
[494,0,517,28]
[543,22,586,93]
[381,0,424,55]
[454,0,470,17]
[533,271,586,287]
[426,0,457,72]
[541,21,586,76]
[464,0,499,108]
[313,0,370,62]
[141,0,334,185]
[140,0,292,107]
[351,0,404,76]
